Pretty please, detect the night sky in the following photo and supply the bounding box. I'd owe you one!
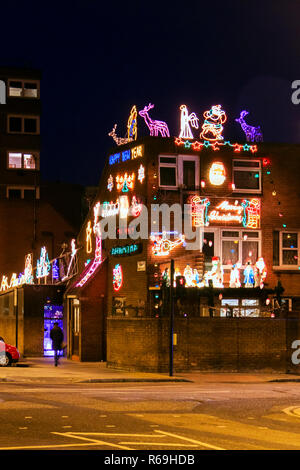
[0,0,299,186]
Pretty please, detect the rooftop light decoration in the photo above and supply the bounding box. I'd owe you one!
[139,103,170,137]
[200,104,227,142]
[179,104,199,139]
[235,110,263,143]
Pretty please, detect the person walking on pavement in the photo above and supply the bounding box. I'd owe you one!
[50,322,64,367]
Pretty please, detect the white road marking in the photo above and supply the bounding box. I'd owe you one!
[155,430,225,450]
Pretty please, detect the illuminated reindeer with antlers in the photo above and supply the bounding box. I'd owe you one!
[139,103,170,137]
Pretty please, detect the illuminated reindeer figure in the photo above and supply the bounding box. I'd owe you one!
[108,124,132,146]
[235,110,263,143]
[139,103,170,137]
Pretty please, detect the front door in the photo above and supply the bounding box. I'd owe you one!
[71,299,80,359]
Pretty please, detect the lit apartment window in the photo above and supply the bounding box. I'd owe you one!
[8,152,38,170]
[8,116,40,134]
[8,80,39,98]
[232,160,261,193]
[221,230,260,266]
[273,231,300,268]
[159,155,177,189]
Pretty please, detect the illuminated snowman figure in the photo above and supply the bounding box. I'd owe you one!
[230,263,241,288]
[243,261,254,288]
[254,257,267,289]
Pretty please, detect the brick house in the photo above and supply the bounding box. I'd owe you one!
[66,135,300,371]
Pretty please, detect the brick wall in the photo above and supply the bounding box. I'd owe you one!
[107,317,300,373]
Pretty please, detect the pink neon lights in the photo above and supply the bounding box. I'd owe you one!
[139,103,170,137]
[75,237,102,288]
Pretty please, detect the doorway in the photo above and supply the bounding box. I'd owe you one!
[43,304,64,357]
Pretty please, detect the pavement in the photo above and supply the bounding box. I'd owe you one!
[1,357,300,384]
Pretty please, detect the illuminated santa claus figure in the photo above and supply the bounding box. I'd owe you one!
[209,162,226,186]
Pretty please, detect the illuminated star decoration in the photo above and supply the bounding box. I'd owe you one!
[139,103,170,137]
[138,164,145,183]
[200,105,227,142]
[179,104,199,139]
[235,110,263,143]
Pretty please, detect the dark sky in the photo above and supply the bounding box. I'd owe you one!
[0,0,299,186]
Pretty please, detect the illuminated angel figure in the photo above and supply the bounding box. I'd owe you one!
[127,105,138,141]
[200,105,227,142]
[179,104,199,139]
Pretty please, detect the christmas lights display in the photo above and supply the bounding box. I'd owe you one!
[129,196,142,217]
[139,103,170,137]
[101,200,120,218]
[131,145,143,159]
[209,162,226,185]
[107,174,114,192]
[75,236,102,288]
[113,264,123,291]
[64,239,77,280]
[204,256,224,288]
[137,164,145,183]
[179,104,199,139]
[119,195,129,219]
[108,124,132,146]
[229,263,241,288]
[243,199,261,229]
[243,262,255,287]
[110,242,142,257]
[174,137,257,153]
[200,105,227,141]
[127,105,138,141]
[254,257,267,289]
[24,253,34,284]
[189,195,210,227]
[116,172,135,192]
[151,231,185,256]
[52,258,60,281]
[235,110,263,143]
[86,220,93,254]
[36,247,51,279]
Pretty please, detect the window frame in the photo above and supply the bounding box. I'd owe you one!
[178,154,199,188]
[221,228,261,268]
[278,231,300,269]
[232,159,262,194]
[158,154,178,190]
[8,79,40,99]
[7,115,40,135]
[6,185,40,200]
[7,151,39,170]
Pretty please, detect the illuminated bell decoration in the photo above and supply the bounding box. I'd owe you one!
[113,264,123,291]
[139,103,170,137]
[209,162,226,186]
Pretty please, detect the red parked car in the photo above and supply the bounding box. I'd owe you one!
[0,337,20,366]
